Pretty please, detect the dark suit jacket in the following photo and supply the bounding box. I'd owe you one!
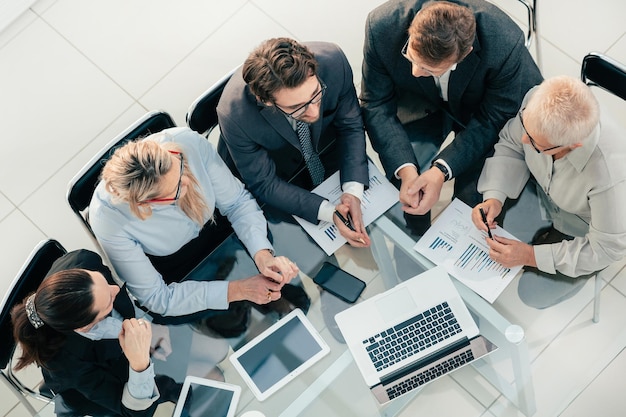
[40,250,160,417]
[217,41,369,224]
[361,0,543,178]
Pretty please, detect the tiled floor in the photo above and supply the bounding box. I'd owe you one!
[1,1,625,416]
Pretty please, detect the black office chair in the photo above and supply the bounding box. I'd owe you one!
[579,52,626,323]
[186,66,238,137]
[0,239,66,416]
[581,52,626,101]
[67,110,177,254]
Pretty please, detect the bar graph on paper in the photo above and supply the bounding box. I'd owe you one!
[455,243,510,278]
[413,199,523,303]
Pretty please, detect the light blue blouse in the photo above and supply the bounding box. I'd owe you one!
[90,127,273,316]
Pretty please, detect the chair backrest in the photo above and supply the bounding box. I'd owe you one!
[0,239,66,404]
[186,67,238,136]
[581,52,626,101]
[66,111,176,248]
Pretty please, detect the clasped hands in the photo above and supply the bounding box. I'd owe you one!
[332,193,370,247]
[227,250,300,305]
[399,166,445,215]
[470,199,536,268]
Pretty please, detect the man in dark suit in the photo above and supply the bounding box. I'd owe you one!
[361,0,543,234]
[217,38,370,247]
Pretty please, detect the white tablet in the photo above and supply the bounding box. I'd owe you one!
[172,375,241,417]
[229,308,330,401]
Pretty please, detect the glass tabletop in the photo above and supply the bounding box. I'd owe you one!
[176,203,535,417]
[34,203,535,417]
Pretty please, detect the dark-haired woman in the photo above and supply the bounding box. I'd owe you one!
[11,249,181,417]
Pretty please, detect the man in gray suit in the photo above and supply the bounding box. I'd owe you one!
[217,38,370,246]
[361,0,543,234]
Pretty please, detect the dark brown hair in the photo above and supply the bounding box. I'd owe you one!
[409,1,476,65]
[11,269,96,370]
[242,37,318,103]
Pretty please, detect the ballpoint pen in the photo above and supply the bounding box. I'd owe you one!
[334,210,366,244]
[479,207,494,239]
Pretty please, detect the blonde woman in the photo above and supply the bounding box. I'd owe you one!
[89,127,300,330]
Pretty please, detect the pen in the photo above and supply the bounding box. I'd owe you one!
[479,207,494,239]
[334,210,366,244]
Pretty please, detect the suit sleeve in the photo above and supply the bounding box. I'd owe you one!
[218,111,326,224]
[437,34,536,176]
[360,15,419,177]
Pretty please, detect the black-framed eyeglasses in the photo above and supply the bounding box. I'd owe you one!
[518,108,562,154]
[274,78,327,119]
[143,151,184,203]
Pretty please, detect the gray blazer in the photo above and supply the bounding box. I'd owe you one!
[360,0,543,178]
[217,41,368,224]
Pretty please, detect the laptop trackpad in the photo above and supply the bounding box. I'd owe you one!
[376,289,417,323]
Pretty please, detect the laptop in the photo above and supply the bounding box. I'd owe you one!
[335,266,497,404]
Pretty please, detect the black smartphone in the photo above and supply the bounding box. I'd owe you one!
[313,262,366,303]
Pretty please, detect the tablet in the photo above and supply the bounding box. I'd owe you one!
[172,375,241,417]
[229,308,330,401]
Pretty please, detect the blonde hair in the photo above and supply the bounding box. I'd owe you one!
[524,76,600,146]
[101,136,210,225]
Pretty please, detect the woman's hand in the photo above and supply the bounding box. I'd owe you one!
[253,249,299,284]
[119,318,152,372]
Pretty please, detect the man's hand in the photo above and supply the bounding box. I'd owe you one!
[227,274,284,305]
[253,249,299,284]
[119,318,152,372]
[485,235,536,268]
[401,167,445,215]
[333,193,370,247]
[471,199,503,234]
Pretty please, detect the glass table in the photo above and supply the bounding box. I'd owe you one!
[35,203,536,417]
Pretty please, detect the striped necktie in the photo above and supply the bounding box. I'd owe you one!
[296,120,325,186]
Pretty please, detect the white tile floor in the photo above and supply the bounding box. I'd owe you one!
[1,0,625,416]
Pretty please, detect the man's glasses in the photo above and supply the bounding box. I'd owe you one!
[143,151,184,203]
[275,79,327,119]
[518,108,562,154]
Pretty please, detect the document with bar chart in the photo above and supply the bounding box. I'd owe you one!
[413,198,522,303]
[294,160,398,255]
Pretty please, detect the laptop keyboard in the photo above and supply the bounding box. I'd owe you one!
[385,347,474,399]
[363,301,461,372]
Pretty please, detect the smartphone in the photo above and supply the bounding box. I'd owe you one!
[313,262,366,304]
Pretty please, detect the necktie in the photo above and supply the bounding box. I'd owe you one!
[296,120,325,186]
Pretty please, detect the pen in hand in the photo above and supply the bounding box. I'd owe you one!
[479,207,494,239]
[334,210,366,244]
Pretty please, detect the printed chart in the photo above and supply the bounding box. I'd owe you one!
[295,161,398,255]
[413,199,522,303]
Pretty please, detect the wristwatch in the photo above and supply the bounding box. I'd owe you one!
[431,160,450,181]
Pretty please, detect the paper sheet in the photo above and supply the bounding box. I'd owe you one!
[413,198,522,303]
[294,161,399,255]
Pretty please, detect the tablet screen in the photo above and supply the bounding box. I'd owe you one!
[173,376,240,417]
[229,309,329,400]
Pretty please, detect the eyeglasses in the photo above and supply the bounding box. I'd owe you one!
[143,151,184,203]
[518,108,562,154]
[401,38,456,77]
[275,78,327,119]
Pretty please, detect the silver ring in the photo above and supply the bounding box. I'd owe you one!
[138,319,145,326]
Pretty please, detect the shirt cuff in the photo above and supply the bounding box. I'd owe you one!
[318,200,336,223]
[433,159,453,179]
[342,182,364,201]
[394,163,417,179]
[481,191,508,206]
[123,362,159,411]
[533,244,557,274]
